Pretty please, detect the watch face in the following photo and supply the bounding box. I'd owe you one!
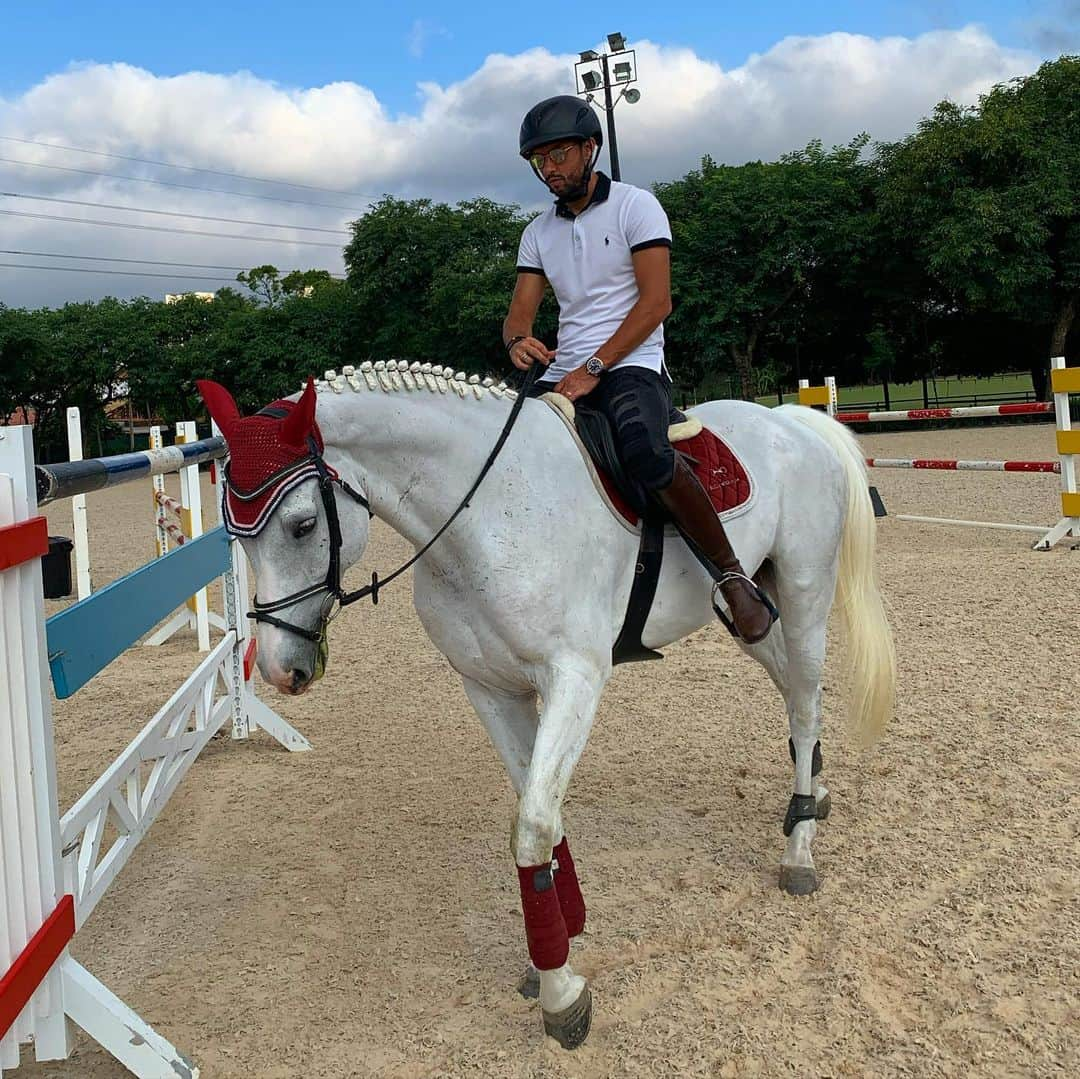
[586,356,604,376]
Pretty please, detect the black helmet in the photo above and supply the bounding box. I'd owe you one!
[519,95,603,157]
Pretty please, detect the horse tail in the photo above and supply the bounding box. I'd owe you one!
[777,405,896,745]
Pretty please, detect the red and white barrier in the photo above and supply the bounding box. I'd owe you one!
[865,458,1061,474]
[1,422,308,1078]
[796,361,1079,549]
[838,401,1054,424]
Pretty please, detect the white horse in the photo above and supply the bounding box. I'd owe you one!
[199,361,894,1050]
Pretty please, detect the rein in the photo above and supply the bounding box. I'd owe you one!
[241,363,541,644]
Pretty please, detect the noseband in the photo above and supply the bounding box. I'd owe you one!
[230,363,540,645]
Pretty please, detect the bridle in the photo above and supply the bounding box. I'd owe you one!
[230,363,540,646]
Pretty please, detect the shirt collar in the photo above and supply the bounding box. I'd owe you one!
[555,171,611,219]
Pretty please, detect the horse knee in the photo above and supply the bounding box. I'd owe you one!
[515,804,558,866]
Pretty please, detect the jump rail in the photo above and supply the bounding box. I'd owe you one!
[797,359,1079,549]
[865,458,1061,473]
[837,402,1054,424]
[2,422,307,1079]
[35,435,225,505]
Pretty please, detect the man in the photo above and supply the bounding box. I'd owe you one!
[503,95,774,644]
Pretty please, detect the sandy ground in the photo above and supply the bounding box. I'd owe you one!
[13,418,1079,1078]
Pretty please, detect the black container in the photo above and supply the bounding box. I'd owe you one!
[42,536,74,599]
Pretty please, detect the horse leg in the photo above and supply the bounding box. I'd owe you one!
[512,662,603,1049]
[460,678,587,1002]
[767,564,835,895]
[742,561,832,830]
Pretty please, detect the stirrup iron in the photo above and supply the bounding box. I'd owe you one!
[710,574,780,640]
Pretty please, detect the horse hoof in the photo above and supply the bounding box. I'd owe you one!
[543,984,592,1050]
[779,864,819,895]
[518,964,540,1000]
[816,792,831,820]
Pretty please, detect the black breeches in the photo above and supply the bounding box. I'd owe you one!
[528,366,680,491]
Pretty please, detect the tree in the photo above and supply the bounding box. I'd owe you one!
[877,55,1080,398]
[656,140,873,400]
[344,196,552,375]
[235,265,337,307]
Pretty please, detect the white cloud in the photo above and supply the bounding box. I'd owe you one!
[0,27,1037,308]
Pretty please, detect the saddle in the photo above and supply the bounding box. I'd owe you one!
[540,393,756,664]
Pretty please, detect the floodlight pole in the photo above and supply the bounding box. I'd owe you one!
[599,52,621,181]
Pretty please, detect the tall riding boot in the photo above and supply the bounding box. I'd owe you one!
[655,457,777,644]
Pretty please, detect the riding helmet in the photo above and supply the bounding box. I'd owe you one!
[519,95,603,157]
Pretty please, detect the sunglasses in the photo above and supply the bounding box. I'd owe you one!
[528,143,581,170]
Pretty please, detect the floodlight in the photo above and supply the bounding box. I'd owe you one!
[579,49,599,62]
[624,88,641,104]
[581,70,602,92]
[607,32,626,51]
[613,62,632,82]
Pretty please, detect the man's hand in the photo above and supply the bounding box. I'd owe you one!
[509,336,556,371]
[553,364,600,403]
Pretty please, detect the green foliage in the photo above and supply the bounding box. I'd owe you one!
[657,139,874,398]
[876,55,1080,395]
[344,195,553,373]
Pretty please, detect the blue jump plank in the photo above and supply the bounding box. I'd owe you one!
[46,527,231,698]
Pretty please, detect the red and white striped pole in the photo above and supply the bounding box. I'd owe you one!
[865,458,1061,474]
[838,401,1053,424]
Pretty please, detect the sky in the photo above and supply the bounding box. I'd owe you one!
[1,1,1078,309]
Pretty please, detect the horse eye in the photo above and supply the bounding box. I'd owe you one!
[293,517,317,539]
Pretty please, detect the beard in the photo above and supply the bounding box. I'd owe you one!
[546,165,590,202]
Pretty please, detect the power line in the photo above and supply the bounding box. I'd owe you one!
[1,191,351,235]
[0,134,379,199]
[0,155,369,213]
[0,249,345,276]
[0,262,245,282]
[0,208,345,248]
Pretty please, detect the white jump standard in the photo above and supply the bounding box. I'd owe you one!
[1,425,308,1079]
[145,421,226,650]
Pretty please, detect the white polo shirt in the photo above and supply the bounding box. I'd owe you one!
[516,173,672,383]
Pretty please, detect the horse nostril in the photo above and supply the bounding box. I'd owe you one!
[290,668,311,692]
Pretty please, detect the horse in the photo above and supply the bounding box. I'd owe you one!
[198,361,895,1049]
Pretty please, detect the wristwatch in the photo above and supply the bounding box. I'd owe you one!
[584,355,606,377]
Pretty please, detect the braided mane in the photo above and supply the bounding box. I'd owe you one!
[310,361,518,402]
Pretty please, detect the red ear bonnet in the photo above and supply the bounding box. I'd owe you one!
[196,377,335,536]
[196,379,242,438]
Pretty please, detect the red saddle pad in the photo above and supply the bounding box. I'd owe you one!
[598,427,752,525]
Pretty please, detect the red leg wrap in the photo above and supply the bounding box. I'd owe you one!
[553,837,586,938]
[517,862,569,970]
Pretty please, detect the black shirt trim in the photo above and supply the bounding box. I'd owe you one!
[516,265,546,276]
[629,237,673,254]
[554,172,612,219]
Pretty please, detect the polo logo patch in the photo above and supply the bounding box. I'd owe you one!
[604,236,610,245]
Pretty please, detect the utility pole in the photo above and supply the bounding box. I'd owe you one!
[575,33,640,183]
[598,52,621,180]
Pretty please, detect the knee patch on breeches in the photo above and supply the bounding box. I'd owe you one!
[612,389,675,491]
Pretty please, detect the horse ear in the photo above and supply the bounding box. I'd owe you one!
[197,380,242,437]
[280,378,317,448]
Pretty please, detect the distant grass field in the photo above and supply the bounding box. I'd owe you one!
[758,372,1036,409]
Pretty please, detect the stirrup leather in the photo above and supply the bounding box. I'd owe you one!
[710,573,780,640]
